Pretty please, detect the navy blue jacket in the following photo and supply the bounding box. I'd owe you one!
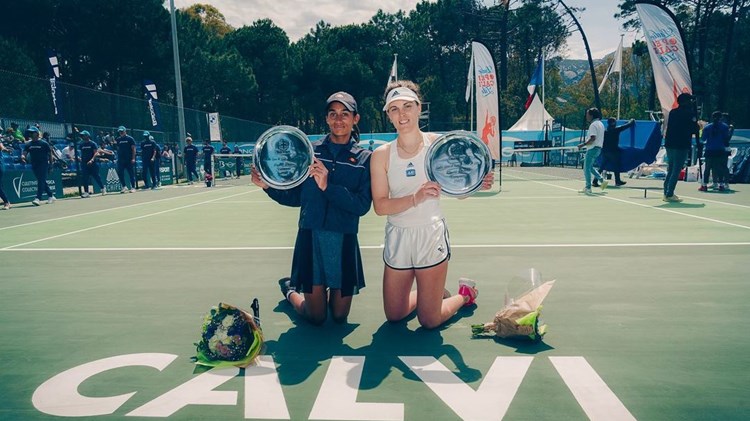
[265,135,372,234]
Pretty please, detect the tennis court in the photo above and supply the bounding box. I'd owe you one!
[1,168,749,421]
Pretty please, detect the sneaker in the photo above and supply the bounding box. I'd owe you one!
[457,278,478,307]
[120,187,128,194]
[718,185,727,192]
[128,188,134,193]
[278,277,295,301]
[101,187,107,196]
[698,185,708,192]
[615,181,627,187]
[47,196,56,204]
[579,188,592,195]
[81,192,90,198]
[592,179,600,187]
[710,183,719,189]
[600,179,608,190]
[663,195,683,203]
[2,203,10,210]
[32,198,41,206]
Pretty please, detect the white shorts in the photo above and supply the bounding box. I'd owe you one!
[383,218,450,270]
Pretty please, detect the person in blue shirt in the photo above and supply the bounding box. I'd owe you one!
[183,137,199,184]
[78,130,105,197]
[115,126,136,193]
[140,131,158,190]
[202,139,215,176]
[0,141,11,209]
[219,140,232,178]
[699,111,732,192]
[233,144,243,178]
[251,91,372,325]
[21,126,55,206]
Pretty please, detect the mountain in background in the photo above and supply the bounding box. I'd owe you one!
[558,58,604,84]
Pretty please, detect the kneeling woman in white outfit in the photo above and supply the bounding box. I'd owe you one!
[370,80,490,329]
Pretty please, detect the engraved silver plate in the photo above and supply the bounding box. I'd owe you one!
[253,126,313,190]
[424,131,492,197]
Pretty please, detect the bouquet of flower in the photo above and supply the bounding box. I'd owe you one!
[192,300,263,368]
[472,272,555,342]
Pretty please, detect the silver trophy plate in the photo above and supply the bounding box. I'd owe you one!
[425,131,492,197]
[254,125,313,190]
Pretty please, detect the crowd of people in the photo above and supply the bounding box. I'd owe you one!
[577,94,734,200]
[0,122,248,209]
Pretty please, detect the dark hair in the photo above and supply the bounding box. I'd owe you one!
[711,111,722,121]
[383,80,422,103]
[587,107,602,120]
[607,117,617,124]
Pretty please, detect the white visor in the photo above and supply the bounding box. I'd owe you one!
[383,87,421,111]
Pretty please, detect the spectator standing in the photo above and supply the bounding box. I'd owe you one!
[663,93,699,202]
[140,131,158,190]
[78,130,105,197]
[0,142,11,209]
[219,140,231,178]
[201,139,215,179]
[577,107,607,194]
[115,126,136,193]
[183,137,199,184]
[233,144,242,178]
[601,118,635,187]
[699,111,731,192]
[20,127,55,206]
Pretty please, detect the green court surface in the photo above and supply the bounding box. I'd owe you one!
[1,168,749,421]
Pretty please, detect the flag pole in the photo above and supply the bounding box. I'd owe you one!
[542,50,546,108]
[617,35,624,119]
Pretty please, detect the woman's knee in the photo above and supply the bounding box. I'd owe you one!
[417,314,442,330]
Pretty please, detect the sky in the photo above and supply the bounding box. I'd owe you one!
[169,0,639,61]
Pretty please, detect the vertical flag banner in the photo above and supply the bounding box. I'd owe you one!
[208,112,222,141]
[471,41,500,160]
[387,54,398,87]
[46,50,64,119]
[143,80,161,129]
[598,37,623,92]
[636,1,692,122]
[524,57,543,110]
[465,48,474,103]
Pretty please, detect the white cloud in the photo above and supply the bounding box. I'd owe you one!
[170,0,429,41]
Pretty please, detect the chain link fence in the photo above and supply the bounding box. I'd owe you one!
[0,68,271,148]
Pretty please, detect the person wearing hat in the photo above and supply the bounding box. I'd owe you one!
[21,126,55,206]
[252,91,372,325]
[370,80,492,330]
[78,130,106,197]
[140,131,158,189]
[663,92,699,202]
[115,126,136,193]
[183,137,199,184]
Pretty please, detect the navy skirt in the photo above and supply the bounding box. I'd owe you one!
[290,229,365,297]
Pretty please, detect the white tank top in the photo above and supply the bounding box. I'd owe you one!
[386,133,443,227]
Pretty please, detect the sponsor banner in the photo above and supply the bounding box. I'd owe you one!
[471,41,500,160]
[2,168,63,203]
[208,112,222,141]
[158,163,174,185]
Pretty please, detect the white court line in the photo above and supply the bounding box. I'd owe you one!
[503,173,750,230]
[3,242,749,252]
[2,190,252,250]
[0,186,261,232]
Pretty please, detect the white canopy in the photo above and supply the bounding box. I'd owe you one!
[508,94,556,131]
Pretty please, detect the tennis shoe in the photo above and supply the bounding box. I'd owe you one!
[2,203,10,210]
[458,278,478,307]
[698,185,708,192]
[81,192,90,198]
[579,188,592,195]
[120,187,128,193]
[32,198,41,206]
[101,187,107,196]
[615,181,627,186]
[278,277,295,301]
[600,179,608,190]
[47,196,56,204]
[592,179,600,187]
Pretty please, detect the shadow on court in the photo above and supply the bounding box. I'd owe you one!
[265,301,483,389]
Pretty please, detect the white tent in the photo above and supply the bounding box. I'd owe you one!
[508,94,556,131]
